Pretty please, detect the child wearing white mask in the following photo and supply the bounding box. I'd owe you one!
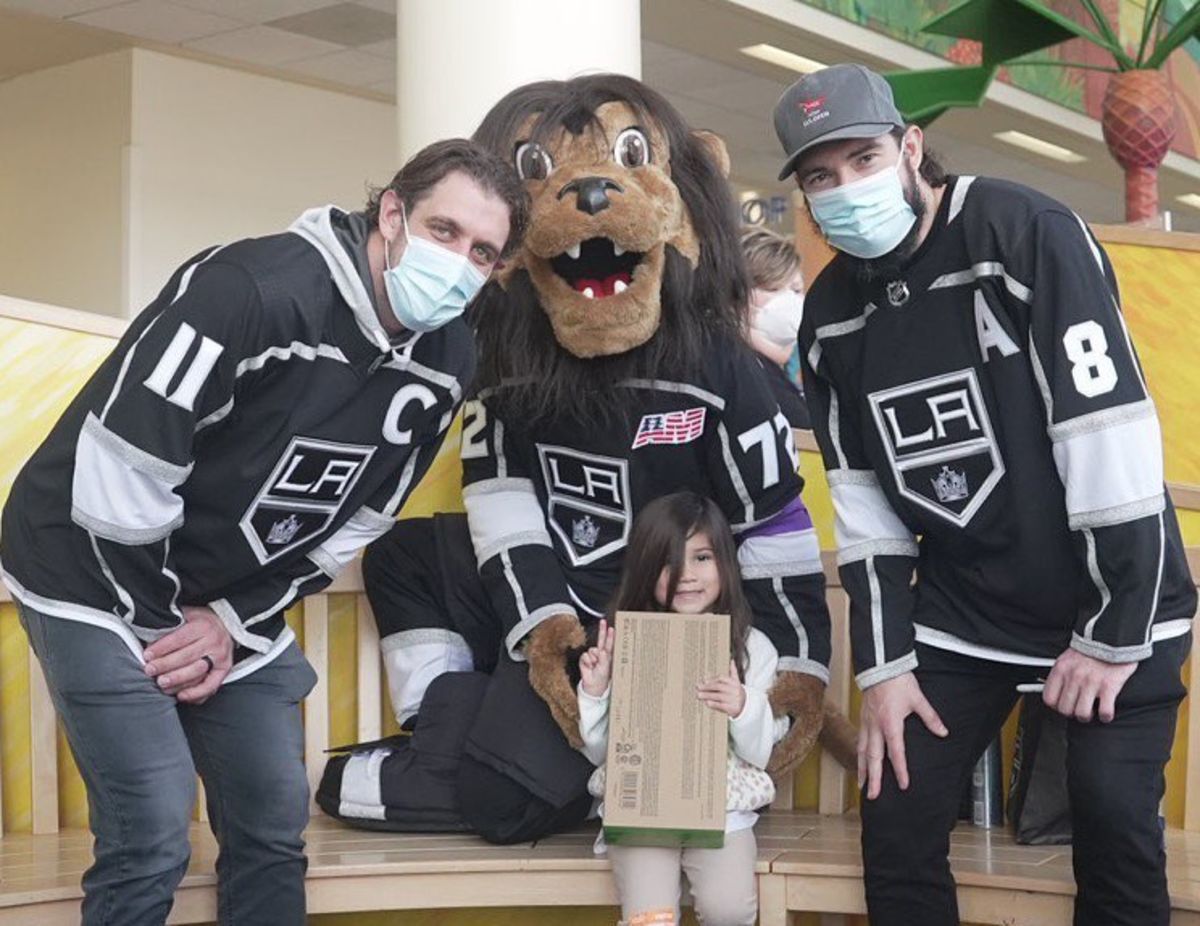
[740,226,810,429]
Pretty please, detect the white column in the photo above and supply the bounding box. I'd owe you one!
[397,0,641,158]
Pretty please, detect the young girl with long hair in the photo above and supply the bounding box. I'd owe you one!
[577,491,788,926]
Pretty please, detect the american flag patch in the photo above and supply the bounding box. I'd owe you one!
[631,407,707,449]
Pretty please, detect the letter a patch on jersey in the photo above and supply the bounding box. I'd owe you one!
[867,369,1005,527]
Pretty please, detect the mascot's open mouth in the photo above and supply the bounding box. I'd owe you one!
[548,237,645,299]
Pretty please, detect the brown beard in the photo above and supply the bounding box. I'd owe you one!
[849,163,929,283]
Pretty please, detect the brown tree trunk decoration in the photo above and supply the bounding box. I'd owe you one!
[1101,69,1177,223]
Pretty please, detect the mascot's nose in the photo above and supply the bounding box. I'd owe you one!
[558,177,624,215]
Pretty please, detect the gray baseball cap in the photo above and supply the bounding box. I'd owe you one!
[773,63,904,181]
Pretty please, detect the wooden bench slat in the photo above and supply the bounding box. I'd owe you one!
[355,595,381,743]
[1187,636,1200,832]
[819,588,851,815]
[28,652,58,836]
[302,598,330,814]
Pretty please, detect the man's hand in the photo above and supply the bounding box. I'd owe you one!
[1043,647,1137,723]
[144,605,234,704]
[526,614,586,748]
[858,671,948,800]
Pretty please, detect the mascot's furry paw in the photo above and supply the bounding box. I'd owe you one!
[526,614,587,749]
[766,671,858,779]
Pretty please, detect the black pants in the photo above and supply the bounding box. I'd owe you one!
[861,636,1190,926]
[361,516,593,845]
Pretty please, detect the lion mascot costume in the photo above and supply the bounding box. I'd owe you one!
[318,74,855,844]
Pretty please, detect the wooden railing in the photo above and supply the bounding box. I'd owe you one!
[2,550,1196,837]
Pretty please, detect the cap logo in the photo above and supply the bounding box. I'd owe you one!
[798,95,830,129]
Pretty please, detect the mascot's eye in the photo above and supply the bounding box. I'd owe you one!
[515,142,553,181]
[613,128,650,168]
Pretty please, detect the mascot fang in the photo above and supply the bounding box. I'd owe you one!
[323,74,855,845]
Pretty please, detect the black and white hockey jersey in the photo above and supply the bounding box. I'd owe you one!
[800,175,1196,689]
[1,206,472,680]
[460,335,831,681]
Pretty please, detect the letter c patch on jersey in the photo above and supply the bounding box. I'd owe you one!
[868,368,1005,527]
[240,437,375,564]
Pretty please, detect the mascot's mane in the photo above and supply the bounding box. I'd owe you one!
[469,74,750,425]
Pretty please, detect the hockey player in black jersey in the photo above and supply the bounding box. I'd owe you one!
[329,74,854,844]
[774,64,1195,926]
[0,140,527,926]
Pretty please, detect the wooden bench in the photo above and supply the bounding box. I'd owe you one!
[0,556,1197,925]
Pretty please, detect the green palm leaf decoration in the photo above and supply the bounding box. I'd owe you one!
[879,0,1200,221]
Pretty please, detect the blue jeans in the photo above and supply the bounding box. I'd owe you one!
[16,602,316,926]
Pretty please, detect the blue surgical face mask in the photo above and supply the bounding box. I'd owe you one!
[383,206,487,333]
[805,162,917,260]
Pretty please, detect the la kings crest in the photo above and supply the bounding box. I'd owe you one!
[240,436,375,564]
[868,368,1005,527]
[536,444,631,566]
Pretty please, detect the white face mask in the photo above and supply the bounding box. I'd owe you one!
[752,289,805,349]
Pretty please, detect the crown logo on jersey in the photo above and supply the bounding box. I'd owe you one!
[931,466,969,503]
[572,515,602,549]
[266,513,303,545]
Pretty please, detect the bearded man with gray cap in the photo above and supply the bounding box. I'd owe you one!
[773,63,1195,925]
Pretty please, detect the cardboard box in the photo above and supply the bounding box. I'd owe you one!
[602,610,729,848]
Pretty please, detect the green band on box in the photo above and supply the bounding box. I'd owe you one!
[603,825,726,849]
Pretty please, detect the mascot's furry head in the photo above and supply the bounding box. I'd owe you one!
[470,74,749,421]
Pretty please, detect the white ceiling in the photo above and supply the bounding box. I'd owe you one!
[0,0,399,93]
[2,0,1198,230]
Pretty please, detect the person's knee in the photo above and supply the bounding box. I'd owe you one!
[110,784,195,876]
[861,786,953,871]
[224,757,310,848]
[692,885,757,925]
[361,525,403,593]
[1069,759,1157,842]
[458,758,550,844]
[363,520,428,584]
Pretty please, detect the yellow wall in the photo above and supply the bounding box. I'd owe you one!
[1103,241,1200,499]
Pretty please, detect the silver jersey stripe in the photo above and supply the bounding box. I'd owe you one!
[1047,398,1156,441]
[717,420,754,524]
[385,355,463,404]
[866,556,884,670]
[928,261,1032,304]
[1081,528,1113,640]
[772,576,809,661]
[913,625,1055,667]
[83,413,193,485]
[617,378,726,410]
[236,341,348,377]
[946,175,975,224]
